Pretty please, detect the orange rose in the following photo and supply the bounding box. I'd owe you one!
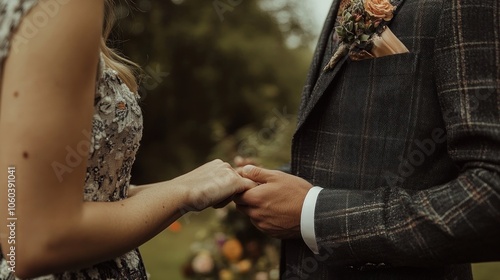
[364,0,394,21]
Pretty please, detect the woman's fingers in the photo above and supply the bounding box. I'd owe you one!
[182,160,259,211]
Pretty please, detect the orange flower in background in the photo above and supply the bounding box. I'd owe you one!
[222,238,243,262]
[167,221,182,232]
[182,206,283,279]
[364,0,395,21]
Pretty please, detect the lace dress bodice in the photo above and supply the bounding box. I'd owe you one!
[0,1,146,279]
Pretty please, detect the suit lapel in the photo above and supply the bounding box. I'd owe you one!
[295,0,407,132]
[296,0,344,131]
[296,55,348,131]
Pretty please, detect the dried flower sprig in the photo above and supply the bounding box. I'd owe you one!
[324,0,398,71]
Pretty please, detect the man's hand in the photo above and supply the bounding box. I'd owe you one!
[234,165,313,240]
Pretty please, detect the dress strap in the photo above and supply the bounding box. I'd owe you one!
[0,0,38,63]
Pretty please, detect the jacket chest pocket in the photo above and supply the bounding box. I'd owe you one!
[335,53,426,140]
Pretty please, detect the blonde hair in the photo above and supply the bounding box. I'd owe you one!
[102,0,140,93]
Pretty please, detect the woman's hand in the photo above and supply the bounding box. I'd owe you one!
[171,159,257,211]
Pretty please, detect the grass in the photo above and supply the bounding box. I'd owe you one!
[472,263,500,280]
[140,210,214,280]
[140,209,500,280]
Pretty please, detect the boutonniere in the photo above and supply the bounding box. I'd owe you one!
[323,0,408,71]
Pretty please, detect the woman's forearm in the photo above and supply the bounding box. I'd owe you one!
[21,180,187,278]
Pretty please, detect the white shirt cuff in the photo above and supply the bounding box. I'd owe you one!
[300,186,323,254]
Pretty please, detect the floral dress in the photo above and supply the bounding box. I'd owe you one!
[0,0,147,279]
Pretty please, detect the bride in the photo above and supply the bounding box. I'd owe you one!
[0,0,256,279]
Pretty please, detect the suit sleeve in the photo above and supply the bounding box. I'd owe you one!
[313,0,500,267]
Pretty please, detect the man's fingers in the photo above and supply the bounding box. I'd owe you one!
[213,197,234,209]
[235,204,263,232]
[235,203,253,216]
[233,187,260,206]
[233,192,249,206]
[213,176,256,209]
[241,177,259,191]
[241,165,273,183]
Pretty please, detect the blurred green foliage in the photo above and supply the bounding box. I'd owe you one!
[111,0,312,183]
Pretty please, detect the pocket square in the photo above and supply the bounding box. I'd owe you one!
[349,27,409,61]
[371,27,409,57]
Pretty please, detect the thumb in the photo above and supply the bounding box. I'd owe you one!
[241,165,271,184]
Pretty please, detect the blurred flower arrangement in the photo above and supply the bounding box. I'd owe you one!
[181,204,281,280]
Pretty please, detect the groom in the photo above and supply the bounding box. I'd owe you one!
[235,0,500,279]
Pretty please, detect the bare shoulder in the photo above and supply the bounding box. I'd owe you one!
[1,0,104,131]
[11,0,105,73]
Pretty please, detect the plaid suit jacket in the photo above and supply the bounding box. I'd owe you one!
[286,0,500,279]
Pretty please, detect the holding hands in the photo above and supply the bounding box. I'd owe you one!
[172,159,258,211]
[234,165,313,240]
[175,158,313,240]
[177,159,313,240]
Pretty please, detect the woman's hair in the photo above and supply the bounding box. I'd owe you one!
[102,0,141,93]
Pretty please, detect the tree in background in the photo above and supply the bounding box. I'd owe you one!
[110,0,313,183]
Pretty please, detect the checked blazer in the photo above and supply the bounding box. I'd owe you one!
[285,0,500,279]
